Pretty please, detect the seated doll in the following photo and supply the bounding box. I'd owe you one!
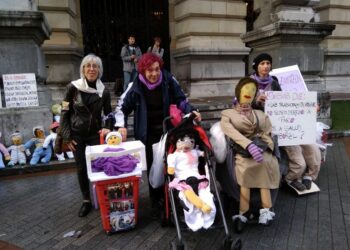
[7,131,31,167]
[0,132,11,168]
[167,131,216,232]
[25,126,52,166]
[43,122,73,161]
[220,77,280,233]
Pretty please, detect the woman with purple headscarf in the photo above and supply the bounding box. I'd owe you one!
[114,53,201,220]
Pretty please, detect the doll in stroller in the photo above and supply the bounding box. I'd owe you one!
[164,114,242,250]
[214,77,282,234]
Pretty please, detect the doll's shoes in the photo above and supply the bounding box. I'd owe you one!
[201,203,212,214]
[302,176,312,190]
[232,214,247,233]
[258,208,275,225]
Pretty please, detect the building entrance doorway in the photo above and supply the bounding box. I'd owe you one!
[80,0,170,82]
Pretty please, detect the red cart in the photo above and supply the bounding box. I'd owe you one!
[86,141,146,234]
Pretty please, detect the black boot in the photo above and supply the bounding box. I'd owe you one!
[78,201,92,217]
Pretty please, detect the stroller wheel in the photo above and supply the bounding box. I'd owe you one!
[222,236,242,250]
[170,239,186,250]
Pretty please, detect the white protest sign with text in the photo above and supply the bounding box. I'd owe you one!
[265,91,317,146]
[270,65,307,91]
[2,73,39,108]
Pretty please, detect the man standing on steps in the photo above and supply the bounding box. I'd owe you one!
[120,34,142,91]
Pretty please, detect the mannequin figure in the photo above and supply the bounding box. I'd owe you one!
[220,77,280,233]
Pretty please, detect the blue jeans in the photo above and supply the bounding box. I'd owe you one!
[123,70,138,91]
[30,147,52,166]
[0,154,4,168]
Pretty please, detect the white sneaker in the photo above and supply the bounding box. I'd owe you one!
[259,208,275,225]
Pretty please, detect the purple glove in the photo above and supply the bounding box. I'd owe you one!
[247,143,264,163]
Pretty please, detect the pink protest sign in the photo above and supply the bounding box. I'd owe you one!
[270,65,307,92]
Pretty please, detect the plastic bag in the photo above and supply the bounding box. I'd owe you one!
[149,133,167,188]
[209,122,227,163]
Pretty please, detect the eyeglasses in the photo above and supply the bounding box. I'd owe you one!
[85,63,99,69]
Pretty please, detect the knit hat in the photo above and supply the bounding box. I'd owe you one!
[10,131,22,140]
[33,126,44,136]
[252,53,272,72]
[105,131,122,145]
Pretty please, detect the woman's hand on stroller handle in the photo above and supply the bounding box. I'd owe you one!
[192,110,202,122]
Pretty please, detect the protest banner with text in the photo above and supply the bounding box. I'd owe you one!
[265,91,317,146]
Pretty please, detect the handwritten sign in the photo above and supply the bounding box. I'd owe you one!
[2,73,39,108]
[265,91,317,146]
[270,65,307,91]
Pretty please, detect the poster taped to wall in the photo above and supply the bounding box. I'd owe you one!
[2,73,39,108]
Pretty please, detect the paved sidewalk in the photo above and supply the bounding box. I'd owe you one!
[0,138,349,250]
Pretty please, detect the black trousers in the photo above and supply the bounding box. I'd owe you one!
[145,132,164,206]
[72,134,100,201]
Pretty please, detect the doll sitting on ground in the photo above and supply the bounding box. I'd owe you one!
[220,77,280,233]
[43,122,74,161]
[7,131,31,167]
[167,131,216,231]
[0,132,11,168]
[25,126,52,166]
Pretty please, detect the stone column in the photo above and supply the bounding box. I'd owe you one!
[0,0,53,144]
[170,0,250,98]
[315,0,350,94]
[36,0,83,103]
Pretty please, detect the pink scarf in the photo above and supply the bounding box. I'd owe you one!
[138,71,163,90]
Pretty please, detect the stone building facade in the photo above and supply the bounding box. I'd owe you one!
[0,0,349,141]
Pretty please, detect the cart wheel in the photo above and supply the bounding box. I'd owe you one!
[222,236,242,250]
[170,239,186,250]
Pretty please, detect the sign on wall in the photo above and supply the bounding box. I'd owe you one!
[265,91,317,146]
[2,73,39,108]
[270,65,308,92]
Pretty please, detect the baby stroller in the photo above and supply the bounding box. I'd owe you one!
[163,114,242,250]
[210,122,288,228]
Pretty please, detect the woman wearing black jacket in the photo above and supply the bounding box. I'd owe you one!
[59,54,113,217]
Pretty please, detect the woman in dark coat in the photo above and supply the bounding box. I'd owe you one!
[59,54,113,217]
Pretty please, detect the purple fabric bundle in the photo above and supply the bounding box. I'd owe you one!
[91,147,139,176]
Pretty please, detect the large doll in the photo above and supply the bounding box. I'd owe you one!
[167,130,216,232]
[7,132,30,167]
[220,77,280,232]
[25,126,52,165]
[0,132,11,168]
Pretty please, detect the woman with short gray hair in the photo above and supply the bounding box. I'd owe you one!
[57,54,113,217]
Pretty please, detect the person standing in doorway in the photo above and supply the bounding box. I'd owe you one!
[147,37,164,58]
[121,34,142,91]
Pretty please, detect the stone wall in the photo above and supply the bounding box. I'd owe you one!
[170,0,250,98]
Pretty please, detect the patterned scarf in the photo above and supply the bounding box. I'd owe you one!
[138,71,163,90]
